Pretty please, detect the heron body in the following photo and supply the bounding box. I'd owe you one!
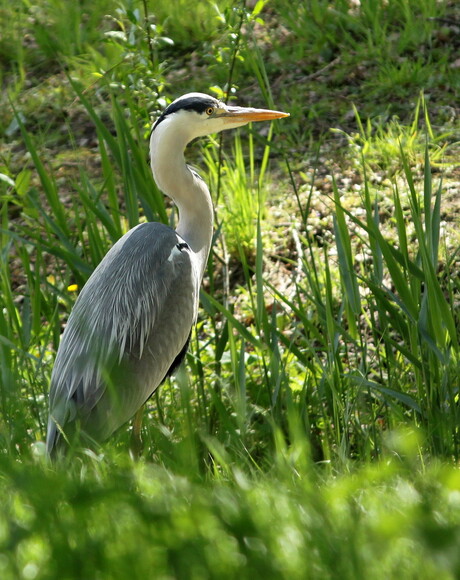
[46,93,288,455]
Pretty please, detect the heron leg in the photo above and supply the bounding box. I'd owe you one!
[130,406,144,457]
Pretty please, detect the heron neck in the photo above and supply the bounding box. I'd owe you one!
[150,126,214,277]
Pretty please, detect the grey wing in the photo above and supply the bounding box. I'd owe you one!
[46,222,200,452]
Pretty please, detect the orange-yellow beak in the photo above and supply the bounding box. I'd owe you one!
[219,104,289,124]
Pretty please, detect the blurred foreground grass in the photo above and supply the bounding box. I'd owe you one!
[1,434,460,580]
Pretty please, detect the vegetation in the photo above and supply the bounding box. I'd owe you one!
[0,0,459,577]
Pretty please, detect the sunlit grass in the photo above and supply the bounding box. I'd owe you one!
[334,95,456,173]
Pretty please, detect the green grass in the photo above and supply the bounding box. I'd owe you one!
[1,447,460,579]
[0,0,459,577]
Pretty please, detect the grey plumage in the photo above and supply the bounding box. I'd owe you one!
[47,223,198,450]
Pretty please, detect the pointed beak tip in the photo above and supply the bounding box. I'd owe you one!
[257,111,289,122]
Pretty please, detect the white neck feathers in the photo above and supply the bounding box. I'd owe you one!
[149,114,214,277]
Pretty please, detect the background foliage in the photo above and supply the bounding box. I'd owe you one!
[0,0,459,578]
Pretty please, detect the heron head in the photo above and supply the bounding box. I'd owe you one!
[152,92,289,141]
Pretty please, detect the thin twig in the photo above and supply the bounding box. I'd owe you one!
[141,0,156,70]
[215,1,247,307]
[302,56,342,81]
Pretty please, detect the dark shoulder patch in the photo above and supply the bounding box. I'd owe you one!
[188,167,204,182]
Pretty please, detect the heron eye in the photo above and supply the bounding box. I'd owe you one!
[205,107,214,116]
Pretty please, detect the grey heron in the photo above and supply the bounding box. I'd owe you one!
[46,92,289,456]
